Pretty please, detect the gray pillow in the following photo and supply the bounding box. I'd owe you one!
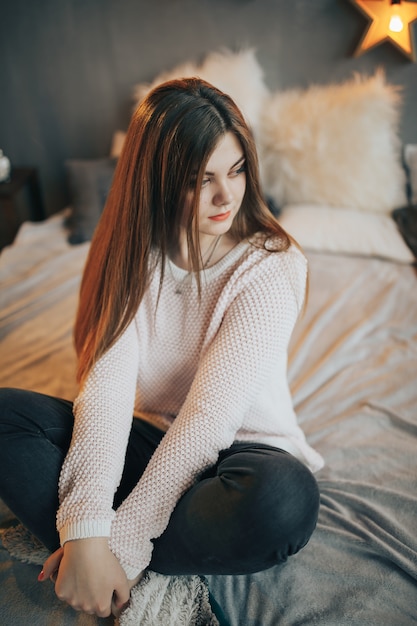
[392,205,417,260]
[65,157,117,244]
[404,144,417,206]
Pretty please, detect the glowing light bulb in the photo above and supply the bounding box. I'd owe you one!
[389,13,404,32]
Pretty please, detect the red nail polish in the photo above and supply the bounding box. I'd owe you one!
[37,570,45,581]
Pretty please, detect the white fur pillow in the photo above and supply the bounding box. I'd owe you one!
[133,48,269,135]
[279,204,414,264]
[259,71,407,214]
[110,50,267,159]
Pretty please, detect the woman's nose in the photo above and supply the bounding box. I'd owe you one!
[214,181,233,206]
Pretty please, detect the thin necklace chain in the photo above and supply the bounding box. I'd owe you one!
[203,234,222,267]
[170,234,223,294]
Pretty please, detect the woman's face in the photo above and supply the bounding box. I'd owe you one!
[186,132,247,239]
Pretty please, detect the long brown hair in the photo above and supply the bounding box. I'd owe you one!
[74,77,292,385]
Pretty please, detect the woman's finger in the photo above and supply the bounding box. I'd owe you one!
[112,571,144,617]
[50,569,59,583]
[38,547,64,582]
[111,584,131,618]
[111,597,130,618]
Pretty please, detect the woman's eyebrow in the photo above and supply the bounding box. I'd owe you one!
[204,155,245,176]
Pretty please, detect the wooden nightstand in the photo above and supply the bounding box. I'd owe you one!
[0,167,45,250]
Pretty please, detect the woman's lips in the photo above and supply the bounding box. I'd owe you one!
[208,211,231,222]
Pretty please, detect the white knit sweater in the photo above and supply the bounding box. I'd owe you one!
[57,237,324,579]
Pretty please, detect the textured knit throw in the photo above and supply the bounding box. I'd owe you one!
[0,524,219,626]
[117,571,219,626]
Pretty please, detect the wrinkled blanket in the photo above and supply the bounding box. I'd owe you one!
[1,213,417,625]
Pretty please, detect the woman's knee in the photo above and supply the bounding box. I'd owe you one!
[0,388,74,449]
[0,387,45,414]
[266,451,320,550]
[0,387,20,408]
[0,388,28,429]
[218,446,320,558]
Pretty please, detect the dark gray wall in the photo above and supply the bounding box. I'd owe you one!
[1,0,417,216]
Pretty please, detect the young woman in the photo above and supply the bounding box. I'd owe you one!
[0,78,323,618]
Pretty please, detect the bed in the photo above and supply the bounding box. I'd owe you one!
[1,50,417,625]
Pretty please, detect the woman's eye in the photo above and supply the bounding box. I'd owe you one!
[189,176,209,189]
[231,164,246,177]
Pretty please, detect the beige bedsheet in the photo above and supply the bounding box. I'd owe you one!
[1,213,416,625]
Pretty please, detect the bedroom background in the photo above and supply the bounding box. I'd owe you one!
[0,0,417,224]
[1,2,417,624]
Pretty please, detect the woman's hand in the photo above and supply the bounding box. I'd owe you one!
[111,570,145,618]
[39,537,132,617]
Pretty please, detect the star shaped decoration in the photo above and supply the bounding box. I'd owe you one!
[350,0,417,61]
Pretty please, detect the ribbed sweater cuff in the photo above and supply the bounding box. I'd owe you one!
[120,562,144,581]
[59,519,112,546]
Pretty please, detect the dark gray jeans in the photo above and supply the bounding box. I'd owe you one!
[0,388,320,575]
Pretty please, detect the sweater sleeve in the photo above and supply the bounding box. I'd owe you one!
[109,247,306,579]
[57,321,139,545]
